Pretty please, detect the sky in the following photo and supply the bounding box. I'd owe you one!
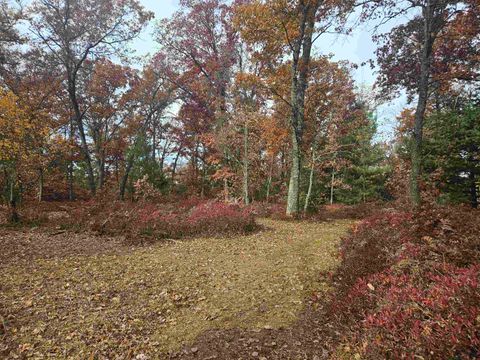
[135,0,408,142]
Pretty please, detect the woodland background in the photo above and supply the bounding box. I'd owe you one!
[0,1,479,359]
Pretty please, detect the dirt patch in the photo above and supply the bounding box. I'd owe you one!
[0,219,352,359]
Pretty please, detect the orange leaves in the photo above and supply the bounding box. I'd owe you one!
[0,90,32,161]
[260,115,289,158]
[0,87,52,190]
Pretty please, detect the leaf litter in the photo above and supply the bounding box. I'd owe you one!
[0,219,352,359]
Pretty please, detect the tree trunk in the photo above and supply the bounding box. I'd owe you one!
[330,171,335,205]
[287,132,302,215]
[243,123,250,205]
[119,156,135,201]
[97,160,105,190]
[97,148,106,190]
[68,160,74,201]
[470,169,478,209]
[38,168,44,202]
[8,171,19,223]
[68,83,96,196]
[266,158,273,203]
[68,117,75,201]
[410,3,435,207]
[171,150,180,186]
[285,2,318,216]
[304,150,315,214]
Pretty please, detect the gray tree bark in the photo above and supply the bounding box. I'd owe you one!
[410,0,445,206]
[304,149,316,213]
[286,1,319,216]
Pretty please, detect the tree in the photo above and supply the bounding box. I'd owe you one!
[0,0,23,79]
[423,106,480,207]
[29,0,152,195]
[363,0,478,205]
[83,59,136,190]
[118,60,175,200]
[334,111,391,205]
[234,0,352,215]
[155,0,238,199]
[0,89,50,220]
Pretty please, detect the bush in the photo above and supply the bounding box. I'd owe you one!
[134,201,257,241]
[59,198,258,242]
[331,206,480,359]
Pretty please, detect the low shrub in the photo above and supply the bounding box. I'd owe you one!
[330,206,480,359]
[59,198,258,242]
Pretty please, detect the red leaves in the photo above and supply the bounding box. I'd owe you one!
[333,206,480,358]
[126,199,256,241]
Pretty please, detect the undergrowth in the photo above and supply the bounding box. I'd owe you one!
[330,206,480,359]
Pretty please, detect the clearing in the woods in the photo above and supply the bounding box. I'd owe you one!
[0,219,352,358]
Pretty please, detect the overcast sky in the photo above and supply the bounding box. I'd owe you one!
[134,0,408,142]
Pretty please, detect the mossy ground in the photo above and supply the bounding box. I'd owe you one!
[1,219,352,359]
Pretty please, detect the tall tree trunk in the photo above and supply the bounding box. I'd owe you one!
[243,123,250,205]
[97,157,105,190]
[411,2,435,207]
[171,150,180,186]
[160,140,170,172]
[68,117,75,201]
[304,150,315,214]
[152,119,157,161]
[287,133,302,215]
[68,160,74,201]
[96,142,106,190]
[266,158,273,203]
[286,2,318,216]
[330,170,335,205]
[68,82,96,195]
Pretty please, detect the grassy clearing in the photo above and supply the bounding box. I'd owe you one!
[0,219,352,359]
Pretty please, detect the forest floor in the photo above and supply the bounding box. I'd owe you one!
[0,218,352,359]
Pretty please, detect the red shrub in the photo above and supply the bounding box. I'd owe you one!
[129,200,257,241]
[331,206,480,359]
[40,198,258,242]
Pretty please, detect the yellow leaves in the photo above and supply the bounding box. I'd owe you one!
[0,89,27,161]
[0,89,50,164]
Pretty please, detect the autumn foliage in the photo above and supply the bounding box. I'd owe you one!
[331,207,480,359]
[55,198,257,242]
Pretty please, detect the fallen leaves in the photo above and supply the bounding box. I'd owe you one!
[0,219,352,358]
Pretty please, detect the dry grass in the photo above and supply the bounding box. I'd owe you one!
[0,219,352,359]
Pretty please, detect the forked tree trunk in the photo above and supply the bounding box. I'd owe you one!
[286,2,318,216]
[97,152,106,190]
[119,155,134,201]
[68,81,96,196]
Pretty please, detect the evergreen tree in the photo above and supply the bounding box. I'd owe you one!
[423,106,480,208]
